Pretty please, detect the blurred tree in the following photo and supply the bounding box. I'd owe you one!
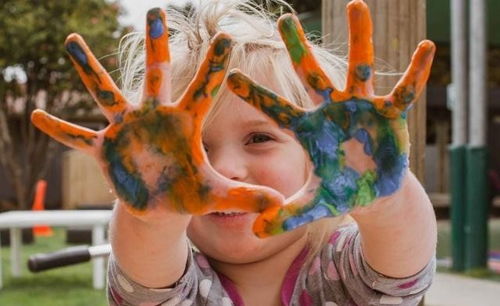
[0,0,126,210]
[253,0,321,14]
[285,0,321,13]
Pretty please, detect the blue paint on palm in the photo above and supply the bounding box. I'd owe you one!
[323,167,360,208]
[241,79,409,231]
[375,152,408,196]
[272,98,407,230]
[103,139,149,210]
[354,129,373,155]
[283,203,332,231]
[344,100,358,113]
[293,109,345,168]
[282,167,360,231]
[317,88,334,104]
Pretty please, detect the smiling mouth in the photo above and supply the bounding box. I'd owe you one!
[211,211,247,217]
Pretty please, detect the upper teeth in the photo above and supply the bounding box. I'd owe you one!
[215,212,243,216]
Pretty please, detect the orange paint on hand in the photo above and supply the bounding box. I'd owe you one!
[228,0,436,235]
[31,9,284,229]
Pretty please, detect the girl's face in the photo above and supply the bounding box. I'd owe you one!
[187,92,309,264]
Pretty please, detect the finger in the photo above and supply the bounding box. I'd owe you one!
[253,205,285,237]
[65,34,127,123]
[205,185,284,215]
[143,8,171,108]
[178,33,232,120]
[387,40,436,113]
[278,14,339,105]
[226,70,306,129]
[344,0,375,97]
[253,200,338,238]
[31,109,97,153]
[251,174,325,237]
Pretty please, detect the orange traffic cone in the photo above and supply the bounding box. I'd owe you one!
[32,180,53,237]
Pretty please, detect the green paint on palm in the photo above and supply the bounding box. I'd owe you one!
[355,170,376,206]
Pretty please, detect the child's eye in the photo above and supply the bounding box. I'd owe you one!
[247,133,273,144]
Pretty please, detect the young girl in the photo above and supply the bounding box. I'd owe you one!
[32,0,437,305]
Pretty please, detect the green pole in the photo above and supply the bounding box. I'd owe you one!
[450,0,468,272]
[465,146,489,269]
[450,145,466,271]
[465,0,489,270]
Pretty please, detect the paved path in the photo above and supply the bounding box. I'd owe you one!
[425,272,500,306]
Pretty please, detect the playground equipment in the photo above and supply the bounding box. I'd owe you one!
[28,244,111,273]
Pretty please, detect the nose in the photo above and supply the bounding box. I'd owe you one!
[208,146,248,182]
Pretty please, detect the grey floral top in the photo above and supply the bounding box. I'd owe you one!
[108,224,435,305]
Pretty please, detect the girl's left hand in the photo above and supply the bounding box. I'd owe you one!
[31,9,283,220]
[227,0,435,237]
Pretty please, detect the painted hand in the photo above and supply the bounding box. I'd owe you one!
[31,9,282,216]
[227,0,435,237]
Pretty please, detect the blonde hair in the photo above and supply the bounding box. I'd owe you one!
[118,0,350,263]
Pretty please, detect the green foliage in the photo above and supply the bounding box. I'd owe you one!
[0,0,124,106]
[253,0,321,14]
[0,0,126,210]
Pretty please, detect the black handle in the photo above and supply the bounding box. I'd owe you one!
[28,245,91,272]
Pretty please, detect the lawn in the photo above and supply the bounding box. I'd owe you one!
[0,228,107,306]
[436,218,500,282]
[1,220,499,305]
[436,219,500,258]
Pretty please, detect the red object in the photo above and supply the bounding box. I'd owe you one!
[32,180,53,236]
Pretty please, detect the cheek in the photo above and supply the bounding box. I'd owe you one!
[250,148,308,197]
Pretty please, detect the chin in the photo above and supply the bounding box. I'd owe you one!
[188,216,309,265]
[190,227,268,263]
[207,246,265,264]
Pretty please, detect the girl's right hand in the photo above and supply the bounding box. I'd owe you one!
[227,0,435,237]
[31,8,283,219]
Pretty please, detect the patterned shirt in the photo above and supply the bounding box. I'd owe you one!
[108,224,435,305]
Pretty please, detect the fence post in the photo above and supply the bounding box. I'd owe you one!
[465,0,489,270]
[450,0,468,272]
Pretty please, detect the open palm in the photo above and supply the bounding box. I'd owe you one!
[227,0,435,237]
[32,9,282,217]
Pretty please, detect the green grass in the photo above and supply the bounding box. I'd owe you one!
[436,219,500,258]
[436,218,500,282]
[0,228,107,306]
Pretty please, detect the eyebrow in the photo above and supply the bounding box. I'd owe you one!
[241,119,275,127]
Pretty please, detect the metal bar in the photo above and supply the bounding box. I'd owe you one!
[469,0,487,147]
[92,225,106,289]
[451,0,468,146]
[10,228,22,277]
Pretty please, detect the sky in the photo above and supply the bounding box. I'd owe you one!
[118,0,173,30]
